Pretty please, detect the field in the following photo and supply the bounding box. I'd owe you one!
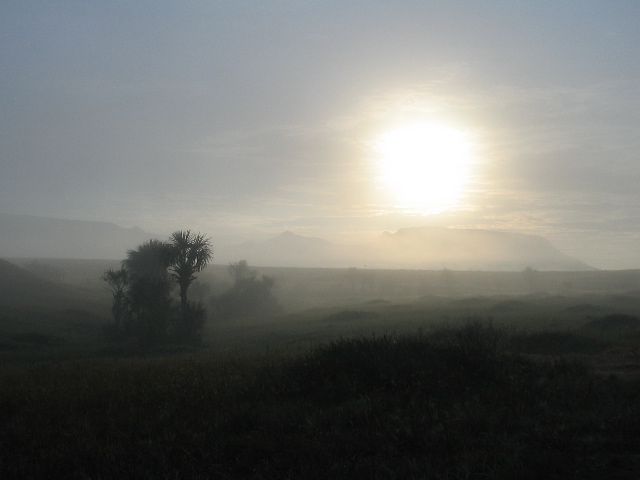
[2,259,640,478]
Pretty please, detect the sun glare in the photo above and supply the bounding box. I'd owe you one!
[376,123,473,213]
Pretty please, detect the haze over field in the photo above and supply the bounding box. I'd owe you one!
[0,214,593,271]
[1,2,639,269]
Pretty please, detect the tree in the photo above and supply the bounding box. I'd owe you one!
[214,261,280,319]
[124,239,174,279]
[101,232,213,345]
[123,239,174,343]
[228,259,252,282]
[101,267,129,330]
[168,230,213,322]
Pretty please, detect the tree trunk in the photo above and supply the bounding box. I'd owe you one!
[179,282,188,323]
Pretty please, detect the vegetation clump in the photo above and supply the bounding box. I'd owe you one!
[507,329,609,355]
[582,313,640,332]
[211,260,281,320]
[102,231,213,345]
[2,324,639,479]
[101,230,283,347]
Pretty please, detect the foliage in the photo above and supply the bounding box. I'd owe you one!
[168,230,213,313]
[228,259,253,282]
[583,313,640,332]
[171,300,208,344]
[123,239,174,280]
[213,261,281,319]
[507,329,609,355]
[122,240,174,343]
[101,234,212,345]
[101,267,129,330]
[2,326,640,479]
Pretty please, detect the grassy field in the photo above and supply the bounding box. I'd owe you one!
[2,260,640,478]
[2,324,640,479]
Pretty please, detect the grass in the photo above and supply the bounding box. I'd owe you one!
[1,322,639,479]
[3,260,640,477]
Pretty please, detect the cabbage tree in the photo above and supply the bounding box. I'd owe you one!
[169,230,213,316]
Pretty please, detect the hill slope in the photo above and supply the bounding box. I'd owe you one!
[0,258,109,338]
[0,258,67,307]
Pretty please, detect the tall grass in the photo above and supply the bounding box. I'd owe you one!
[1,323,639,479]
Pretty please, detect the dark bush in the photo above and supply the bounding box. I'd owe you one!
[582,313,640,332]
[212,261,281,320]
[508,330,608,355]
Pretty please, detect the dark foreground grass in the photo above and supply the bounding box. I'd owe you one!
[1,324,639,479]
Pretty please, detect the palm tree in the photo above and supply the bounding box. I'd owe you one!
[168,230,213,317]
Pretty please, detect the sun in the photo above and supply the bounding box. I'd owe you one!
[376,123,473,213]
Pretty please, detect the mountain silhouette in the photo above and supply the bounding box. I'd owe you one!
[0,213,595,271]
[216,227,595,271]
[371,227,594,271]
[0,213,159,259]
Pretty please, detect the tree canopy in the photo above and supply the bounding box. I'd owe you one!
[169,230,213,310]
[102,234,212,345]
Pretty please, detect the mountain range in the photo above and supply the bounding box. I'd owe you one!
[0,213,158,260]
[216,228,595,271]
[0,213,594,271]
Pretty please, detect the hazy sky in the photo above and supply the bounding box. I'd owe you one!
[2,1,639,269]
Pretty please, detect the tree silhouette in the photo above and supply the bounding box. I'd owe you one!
[228,259,252,282]
[124,239,173,279]
[101,267,129,330]
[215,261,280,319]
[101,232,214,345]
[123,239,174,343]
[168,231,213,323]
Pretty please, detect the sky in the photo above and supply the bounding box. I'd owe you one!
[1,1,639,269]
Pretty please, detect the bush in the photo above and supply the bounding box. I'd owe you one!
[172,301,208,344]
[507,330,608,355]
[212,262,281,320]
[2,327,640,479]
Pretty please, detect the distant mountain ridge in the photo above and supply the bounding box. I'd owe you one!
[372,227,593,271]
[217,227,595,271]
[0,213,594,271]
[0,213,159,259]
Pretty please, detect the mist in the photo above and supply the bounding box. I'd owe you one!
[2,2,640,477]
[2,2,640,269]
